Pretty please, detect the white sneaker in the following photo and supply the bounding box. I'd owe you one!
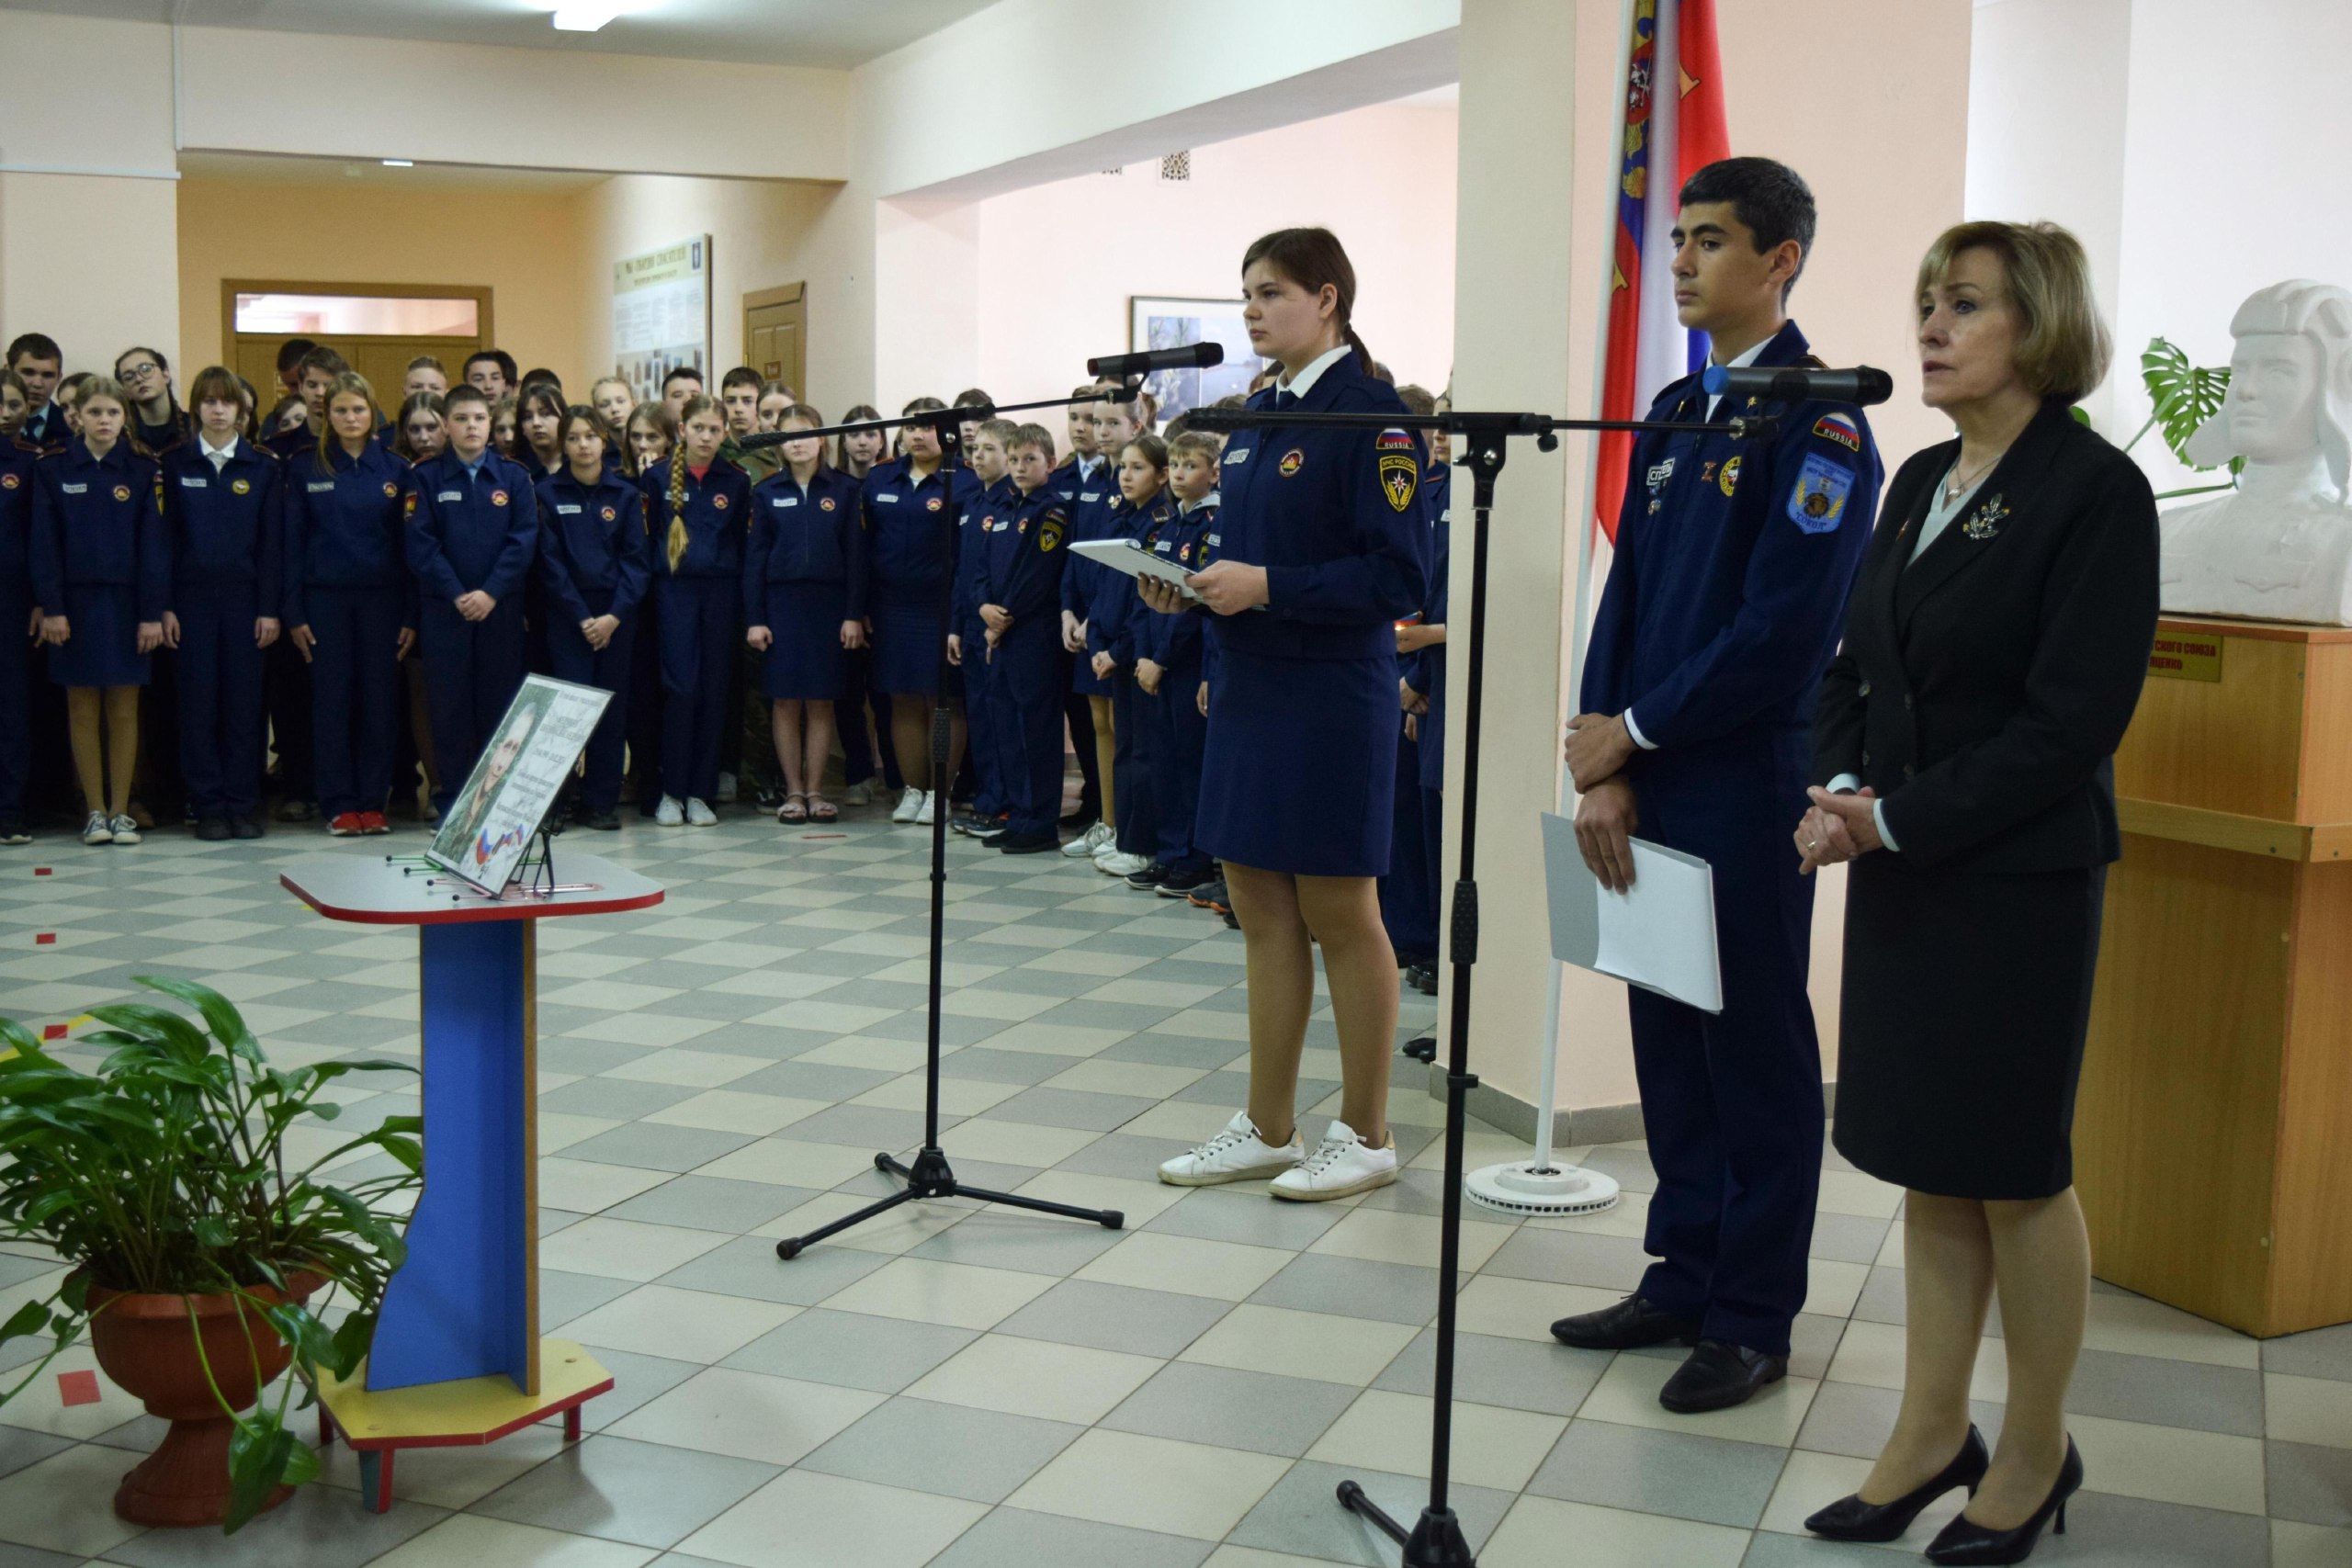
[892,785,924,824]
[685,797,718,827]
[1062,821,1114,858]
[108,814,142,845]
[716,771,738,804]
[655,795,685,827]
[1159,1111,1305,1187]
[82,812,114,846]
[842,780,874,807]
[1270,1120,1398,1201]
[1095,850,1152,877]
[915,791,936,826]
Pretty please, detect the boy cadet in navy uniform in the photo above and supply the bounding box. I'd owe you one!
[160,367,282,840]
[1130,430,1221,897]
[0,413,40,843]
[1555,157,1883,1412]
[538,405,651,831]
[949,419,1019,837]
[6,335,67,456]
[1050,384,1116,834]
[404,383,538,818]
[974,423,1072,853]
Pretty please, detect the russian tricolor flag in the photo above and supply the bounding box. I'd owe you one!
[1593,0,1730,542]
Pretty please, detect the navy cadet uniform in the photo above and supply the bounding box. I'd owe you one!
[264,425,320,814]
[0,440,37,833]
[284,436,417,824]
[976,480,1072,841]
[643,457,752,806]
[1579,321,1882,1357]
[745,463,866,701]
[159,435,283,827]
[29,438,168,690]
[405,446,539,816]
[537,467,653,819]
[1137,493,1216,878]
[861,456,976,697]
[953,475,1014,822]
[1052,453,1115,822]
[1194,349,1428,878]
[132,403,194,821]
[1090,489,1172,861]
[1385,455,1453,964]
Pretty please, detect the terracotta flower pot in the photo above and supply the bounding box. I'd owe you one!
[85,1269,326,1528]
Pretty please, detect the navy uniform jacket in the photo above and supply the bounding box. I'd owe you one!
[978,483,1070,623]
[0,442,35,601]
[284,438,418,629]
[640,458,751,581]
[1086,492,1172,670]
[863,457,977,603]
[404,449,539,606]
[29,439,168,622]
[264,423,314,462]
[952,475,1014,629]
[1579,321,1881,756]
[536,469,652,625]
[745,465,867,620]
[1208,357,1428,661]
[1141,497,1218,669]
[134,402,191,461]
[159,438,283,610]
[19,403,68,457]
[1056,454,1121,623]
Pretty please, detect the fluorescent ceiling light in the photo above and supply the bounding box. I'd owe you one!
[552,5,625,29]
[381,159,413,167]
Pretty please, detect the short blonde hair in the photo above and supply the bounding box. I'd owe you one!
[1917,220,2111,404]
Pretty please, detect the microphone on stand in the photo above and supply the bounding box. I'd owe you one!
[1702,363,1894,406]
[1086,341,1225,379]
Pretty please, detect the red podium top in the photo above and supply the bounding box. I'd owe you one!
[280,851,664,926]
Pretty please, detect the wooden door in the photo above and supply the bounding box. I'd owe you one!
[222,280,492,417]
[743,283,806,397]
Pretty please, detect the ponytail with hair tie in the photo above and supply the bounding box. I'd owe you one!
[665,457,690,572]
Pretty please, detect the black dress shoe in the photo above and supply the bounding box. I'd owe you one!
[1658,1338,1787,1413]
[583,809,621,831]
[1925,1437,2082,1565]
[231,816,264,840]
[193,818,232,842]
[1806,1426,1990,1542]
[1549,1294,1702,1351]
[998,831,1057,854]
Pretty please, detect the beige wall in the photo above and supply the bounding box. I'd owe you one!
[0,175,181,380]
[176,177,590,391]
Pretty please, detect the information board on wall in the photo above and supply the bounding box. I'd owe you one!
[613,236,711,406]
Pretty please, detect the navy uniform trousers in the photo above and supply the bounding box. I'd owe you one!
[1107,671,1155,857]
[174,583,267,820]
[656,577,735,806]
[548,621,636,817]
[986,616,1064,838]
[305,586,402,819]
[419,599,526,816]
[1141,660,1209,875]
[1628,728,1824,1358]
[0,577,27,823]
[1378,721,1439,962]
[963,612,1005,818]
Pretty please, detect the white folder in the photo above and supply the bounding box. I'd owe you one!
[1539,812,1724,1013]
[1069,536,1204,604]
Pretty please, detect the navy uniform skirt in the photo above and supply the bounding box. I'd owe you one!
[759,581,849,701]
[1196,645,1396,878]
[51,584,150,688]
[867,588,957,697]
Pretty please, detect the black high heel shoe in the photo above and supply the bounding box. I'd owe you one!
[1804,1425,1990,1542]
[1925,1436,2085,1566]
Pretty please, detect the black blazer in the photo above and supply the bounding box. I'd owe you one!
[1813,398,2160,873]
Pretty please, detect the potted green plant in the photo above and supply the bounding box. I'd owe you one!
[0,976,421,1532]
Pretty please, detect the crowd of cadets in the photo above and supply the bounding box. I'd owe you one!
[0,328,1455,967]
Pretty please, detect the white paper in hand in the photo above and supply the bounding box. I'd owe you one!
[1069,537,1203,604]
[1539,812,1723,1013]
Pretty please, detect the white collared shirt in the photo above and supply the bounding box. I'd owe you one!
[200,434,238,473]
[1702,335,1770,422]
[1275,344,1355,401]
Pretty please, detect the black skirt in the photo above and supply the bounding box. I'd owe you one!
[1832,853,2108,1200]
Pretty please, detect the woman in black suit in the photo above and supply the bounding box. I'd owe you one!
[1794,221,2159,1565]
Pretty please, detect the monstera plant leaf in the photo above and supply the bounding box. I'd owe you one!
[2141,338,2243,476]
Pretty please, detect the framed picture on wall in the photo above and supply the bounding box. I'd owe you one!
[1128,295,1269,423]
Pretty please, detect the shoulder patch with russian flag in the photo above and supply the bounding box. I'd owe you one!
[1811,412,1861,454]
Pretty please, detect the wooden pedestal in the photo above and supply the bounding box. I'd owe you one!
[2077,615,2352,1337]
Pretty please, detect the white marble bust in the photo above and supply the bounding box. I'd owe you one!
[2159,279,2352,625]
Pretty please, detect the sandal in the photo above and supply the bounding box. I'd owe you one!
[776,793,808,823]
[808,794,838,823]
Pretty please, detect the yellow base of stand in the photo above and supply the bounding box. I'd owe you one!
[317,1337,612,1513]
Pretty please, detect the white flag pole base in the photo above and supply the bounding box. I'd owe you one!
[1464,1157,1620,1218]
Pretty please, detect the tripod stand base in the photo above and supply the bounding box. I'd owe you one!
[774,1146,1123,1260]
[1337,1482,1476,1565]
[1464,1158,1622,1217]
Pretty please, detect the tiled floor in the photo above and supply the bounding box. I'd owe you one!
[4,806,2350,1567]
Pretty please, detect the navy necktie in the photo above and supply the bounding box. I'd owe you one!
[1275,389,1298,409]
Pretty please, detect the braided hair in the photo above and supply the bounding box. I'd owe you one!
[666,392,720,571]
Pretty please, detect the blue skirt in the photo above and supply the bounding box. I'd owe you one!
[51,583,150,688]
[759,580,850,700]
[868,589,957,698]
[1196,645,1396,878]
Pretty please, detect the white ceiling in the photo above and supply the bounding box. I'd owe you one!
[0,0,1001,70]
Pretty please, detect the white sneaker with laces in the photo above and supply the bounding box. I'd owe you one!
[1095,850,1152,877]
[1158,1111,1305,1187]
[1270,1120,1398,1201]
[842,781,874,807]
[684,797,718,827]
[1062,821,1114,858]
[892,785,924,824]
[915,791,936,826]
[107,814,142,846]
[82,812,114,846]
[655,795,685,827]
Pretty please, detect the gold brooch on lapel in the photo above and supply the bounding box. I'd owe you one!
[1962,494,2008,540]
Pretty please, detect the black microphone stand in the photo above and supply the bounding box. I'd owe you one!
[746,391,1136,1261]
[1186,398,1774,1567]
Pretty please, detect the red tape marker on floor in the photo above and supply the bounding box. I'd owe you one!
[33,867,51,876]
[41,1023,66,1040]
[35,933,55,944]
[56,1371,100,1407]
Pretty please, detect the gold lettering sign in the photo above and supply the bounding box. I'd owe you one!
[2148,632,2223,682]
